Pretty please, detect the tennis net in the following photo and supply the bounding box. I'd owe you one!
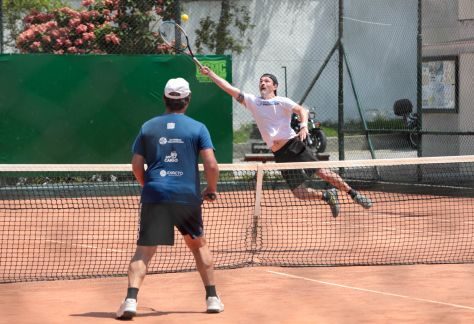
[1,156,474,283]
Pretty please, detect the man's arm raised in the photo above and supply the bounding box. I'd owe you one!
[200,66,244,104]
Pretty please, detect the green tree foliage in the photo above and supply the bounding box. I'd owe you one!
[112,0,176,54]
[194,0,254,54]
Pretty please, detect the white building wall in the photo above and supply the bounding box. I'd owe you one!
[422,0,474,156]
[183,0,340,129]
[183,0,418,129]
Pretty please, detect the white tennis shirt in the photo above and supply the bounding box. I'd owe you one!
[242,93,298,148]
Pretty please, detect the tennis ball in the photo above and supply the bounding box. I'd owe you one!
[181,14,189,22]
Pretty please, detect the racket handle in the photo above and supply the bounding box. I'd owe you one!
[205,193,217,201]
[192,57,204,69]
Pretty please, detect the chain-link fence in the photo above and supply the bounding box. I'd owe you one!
[1,0,474,161]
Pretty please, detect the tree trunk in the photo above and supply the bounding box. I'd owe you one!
[215,0,231,54]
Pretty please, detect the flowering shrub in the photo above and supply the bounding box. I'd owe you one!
[17,0,175,54]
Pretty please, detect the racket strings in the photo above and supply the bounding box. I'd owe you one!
[159,22,188,52]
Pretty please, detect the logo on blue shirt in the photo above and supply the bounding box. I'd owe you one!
[159,170,184,177]
[159,137,184,145]
[164,151,178,163]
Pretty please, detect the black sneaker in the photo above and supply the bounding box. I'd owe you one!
[351,192,373,209]
[323,188,340,217]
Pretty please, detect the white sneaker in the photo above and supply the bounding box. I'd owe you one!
[116,298,137,320]
[206,296,224,313]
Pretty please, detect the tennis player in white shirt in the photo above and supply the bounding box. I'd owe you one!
[200,67,372,217]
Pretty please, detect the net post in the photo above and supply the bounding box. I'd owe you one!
[251,163,264,260]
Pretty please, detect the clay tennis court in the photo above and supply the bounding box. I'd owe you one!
[1,159,474,322]
[1,191,474,323]
[1,264,474,323]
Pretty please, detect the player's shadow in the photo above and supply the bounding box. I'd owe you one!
[70,307,203,319]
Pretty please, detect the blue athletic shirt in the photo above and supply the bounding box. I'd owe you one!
[132,114,214,206]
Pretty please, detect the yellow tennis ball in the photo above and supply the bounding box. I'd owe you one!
[181,14,189,22]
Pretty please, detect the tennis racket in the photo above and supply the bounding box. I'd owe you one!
[159,20,203,69]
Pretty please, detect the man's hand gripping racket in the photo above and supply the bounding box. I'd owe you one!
[159,20,203,69]
[202,188,217,202]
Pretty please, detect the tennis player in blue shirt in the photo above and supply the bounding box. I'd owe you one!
[116,78,224,319]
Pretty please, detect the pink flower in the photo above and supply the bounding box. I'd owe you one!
[82,32,95,41]
[46,21,58,29]
[89,10,100,19]
[105,32,120,45]
[156,43,172,53]
[24,15,34,24]
[68,18,81,27]
[50,30,60,38]
[75,24,88,34]
[42,35,52,43]
[53,49,65,54]
[59,7,81,19]
[59,27,69,36]
[90,49,105,54]
[19,29,35,42]
[30,42,41,50]
[36,12,51,23]
[17,34,27,44]
[67,46,78,54]
[104,0,116,8]
[81,11,91,21]
[82,0,95,6]
[75,39,84,46]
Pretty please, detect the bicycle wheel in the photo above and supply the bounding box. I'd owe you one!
[409,132,421,149]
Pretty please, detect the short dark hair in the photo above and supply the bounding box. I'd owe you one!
[261,73,278,85]
[163,95,190,111]
[260,73,278,95]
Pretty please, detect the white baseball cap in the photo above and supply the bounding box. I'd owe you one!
[164,78,191,99]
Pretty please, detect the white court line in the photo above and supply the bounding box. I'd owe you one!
[267,270,474,311]
[45,240,130,253]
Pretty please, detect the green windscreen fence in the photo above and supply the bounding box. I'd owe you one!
[0,54,232,163]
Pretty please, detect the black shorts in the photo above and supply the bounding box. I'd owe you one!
[137,203,203,246]
[273,137,319,190]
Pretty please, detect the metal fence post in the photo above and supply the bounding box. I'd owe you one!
[338,0,344,161]
[0,0,4,54]
[174,0,181,51]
